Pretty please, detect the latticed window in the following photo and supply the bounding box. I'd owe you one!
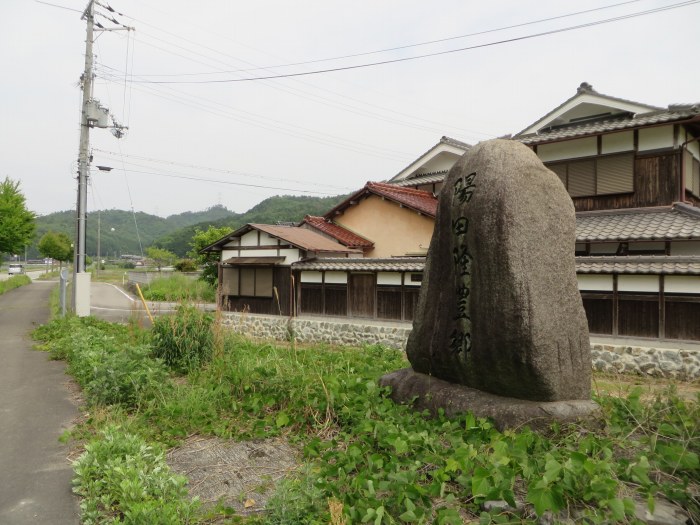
[221,266,273,297]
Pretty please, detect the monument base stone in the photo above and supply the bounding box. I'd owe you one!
[380,368,600,431]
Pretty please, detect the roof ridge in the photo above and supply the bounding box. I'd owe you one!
[576,206,673,217]
[368,181,435,196]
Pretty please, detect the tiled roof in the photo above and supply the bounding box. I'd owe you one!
[516,106,700,145]
[440,136,471,150]
[251,224,360,253]
[392,171,447,187]
[324,181,438,219]
[576,204,700,242]
[576,255,700,275]
[292,257,426,272]
[366,182,438,216]
[294,255,700,275]
[301,215,374,249]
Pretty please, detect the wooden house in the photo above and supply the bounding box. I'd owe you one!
[201,223,360,315]
[391,83,700,341]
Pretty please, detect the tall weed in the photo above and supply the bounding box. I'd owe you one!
[151,305,214,373]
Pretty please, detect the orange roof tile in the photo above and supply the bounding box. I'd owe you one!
[324,181,438,219]
[302,215,374,249]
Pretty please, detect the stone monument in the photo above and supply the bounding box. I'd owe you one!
[380,139,599,429]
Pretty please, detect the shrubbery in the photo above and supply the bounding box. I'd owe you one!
[151,305,214,373]
[34,317,167,408]
[174,259,198,272]
[141,274,215,302]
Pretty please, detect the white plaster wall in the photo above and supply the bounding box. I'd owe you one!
[618,275,659,292]
[241,249,279,257]
[240,230,259,246]
[405,273,423,286]
[221,249,240,260]
[258,232,277,245]
[601,131,634,154]
[279,248,301,265]
[638,126,674,151]
[665,276,700,294]
[377,272,402,285]
[325,271,348,284]
[300,271,322,283]
[670,241,700,256]
[688,140,700,159]
[537,137,597,162]
[577,274,614,291]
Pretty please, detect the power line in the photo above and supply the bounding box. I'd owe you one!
[92,149,355,191]
[131,1,700,84]
[93,167,343,195]
[95,69,416,161]
[128,0,647,77]
[34,0,81,13]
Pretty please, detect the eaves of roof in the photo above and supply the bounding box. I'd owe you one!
[301,215,374,248]
[199,223,359,254]
[576,203,700,242]
[576,255,700,275]
[516,108,700,146]
[292,257,426,272]
[392,171,448,187]
[389,136,470,182]
[515,84,663,137]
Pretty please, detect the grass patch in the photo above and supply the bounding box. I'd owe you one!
[0,274,31,294]
[35,314,699,524]
[141,273,215,302]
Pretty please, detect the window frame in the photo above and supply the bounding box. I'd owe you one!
[545,151,635,198]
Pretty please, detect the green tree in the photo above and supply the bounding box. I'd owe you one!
[146,246,177,272]
[188,226,230,286]
[0,177,36,258]
[38,231,72,270]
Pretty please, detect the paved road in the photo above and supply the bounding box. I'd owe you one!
[0,270,49,282]
[89,281,215,325]
[0,282,79,524]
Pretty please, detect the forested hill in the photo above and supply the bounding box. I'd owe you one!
[153,194,347,256]
[29,205,234,259]
[30,194,346,259]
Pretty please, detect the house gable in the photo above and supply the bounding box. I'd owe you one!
[331,194,434,258]
[517,82,661,136]
[389,136,470,183]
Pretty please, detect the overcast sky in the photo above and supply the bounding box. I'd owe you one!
[1,0,699,218]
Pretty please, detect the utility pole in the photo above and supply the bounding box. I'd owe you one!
[72,0,95,315]
[72,1,131,315]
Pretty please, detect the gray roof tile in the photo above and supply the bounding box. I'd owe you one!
[576,255,700,275]
[576,204,700,242]
[292,257,426,272]
[516,106,700,145]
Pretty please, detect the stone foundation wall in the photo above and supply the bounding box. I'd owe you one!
[591,344,700,381]
[220,313,700,381]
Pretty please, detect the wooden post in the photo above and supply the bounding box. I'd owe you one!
[612,274,619,336]
[659,275,665,339]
